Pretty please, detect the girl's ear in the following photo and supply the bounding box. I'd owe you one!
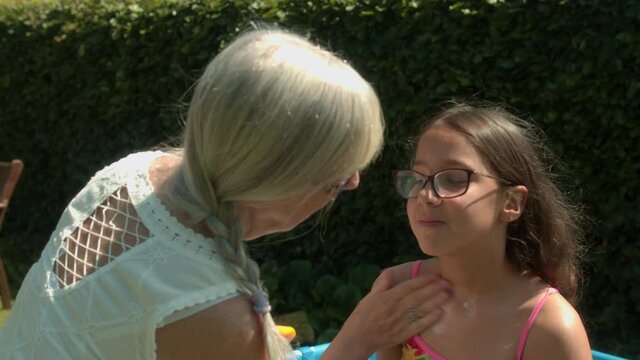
[500,185,528,223]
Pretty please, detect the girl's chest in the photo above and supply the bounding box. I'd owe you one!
[411,304,529,360]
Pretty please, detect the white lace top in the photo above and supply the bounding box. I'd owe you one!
[0,151,241,359]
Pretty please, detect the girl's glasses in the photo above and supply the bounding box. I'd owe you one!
[393,168,515,199]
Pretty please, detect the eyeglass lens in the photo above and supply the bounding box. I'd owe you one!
[395,169,471,199]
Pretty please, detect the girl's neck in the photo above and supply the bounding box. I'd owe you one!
[439,255,519,301]
[437,235,521,302]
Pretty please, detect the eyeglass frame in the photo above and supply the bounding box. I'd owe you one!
[393,168,516,199]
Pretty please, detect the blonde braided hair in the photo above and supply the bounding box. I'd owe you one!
[164,27,385,359]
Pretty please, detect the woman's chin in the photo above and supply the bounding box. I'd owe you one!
[242,222,297,241]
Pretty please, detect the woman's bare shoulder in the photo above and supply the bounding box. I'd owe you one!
[155,295,266,360]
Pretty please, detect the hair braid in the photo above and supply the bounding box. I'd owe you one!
[162,27,385,359]
[166,161,292,359]
[206,203,292,359]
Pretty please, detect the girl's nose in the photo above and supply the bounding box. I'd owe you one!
[417,183,441,206]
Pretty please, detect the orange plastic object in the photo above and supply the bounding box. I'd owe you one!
[276,325,297,342]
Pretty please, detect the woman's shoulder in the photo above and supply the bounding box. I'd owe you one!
[110,150,165,174]
[84,151,164,185]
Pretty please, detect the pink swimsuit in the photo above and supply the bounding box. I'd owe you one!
[403,261,559,360]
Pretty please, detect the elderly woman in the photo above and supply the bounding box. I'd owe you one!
[0,28,449,360]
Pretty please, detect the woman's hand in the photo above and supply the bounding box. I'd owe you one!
[322,269,451,359]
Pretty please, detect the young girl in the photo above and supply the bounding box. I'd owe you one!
[378,103,591,360]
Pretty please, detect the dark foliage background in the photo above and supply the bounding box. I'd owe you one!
[1,0,638,357]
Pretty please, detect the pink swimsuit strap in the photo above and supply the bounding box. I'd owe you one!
[411,259,422,277]
[516,286,559,359]
[409,260,559,360]
[408,261,447,360]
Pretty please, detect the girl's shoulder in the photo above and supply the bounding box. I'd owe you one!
[522,286,591,359]
[533,291,588,335]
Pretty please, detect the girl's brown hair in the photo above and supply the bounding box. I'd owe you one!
[416,101,585,304]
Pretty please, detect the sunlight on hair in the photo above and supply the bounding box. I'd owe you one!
[271,42,367,92]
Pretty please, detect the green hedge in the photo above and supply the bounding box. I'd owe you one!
[1,0,638,357]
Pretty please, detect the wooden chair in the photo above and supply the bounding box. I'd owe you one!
[0,159,24,309]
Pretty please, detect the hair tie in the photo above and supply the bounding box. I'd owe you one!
[205,215,229,238]
[252,290,272,314]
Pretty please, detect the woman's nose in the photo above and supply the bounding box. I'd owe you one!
[342,171,360,191]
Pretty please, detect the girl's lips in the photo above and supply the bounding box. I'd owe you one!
[418,220,445,227]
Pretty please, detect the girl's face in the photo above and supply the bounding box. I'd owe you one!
[407,125,509,257]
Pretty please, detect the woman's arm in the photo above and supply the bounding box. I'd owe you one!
[322,268,450,360]
[155,295,266,360]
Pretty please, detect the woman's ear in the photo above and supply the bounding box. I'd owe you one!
[500,185,528,223]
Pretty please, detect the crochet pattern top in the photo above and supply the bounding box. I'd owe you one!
[0,151,241,360]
